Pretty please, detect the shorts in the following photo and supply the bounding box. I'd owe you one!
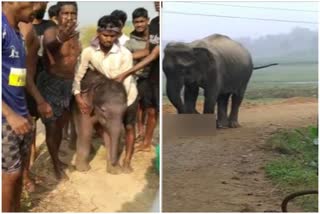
[37,71,73,124]
[2,121,34,173]
[137,78,159,111]
[123,97,139,126]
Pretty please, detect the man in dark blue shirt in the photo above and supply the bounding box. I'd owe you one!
[2,2,35,212]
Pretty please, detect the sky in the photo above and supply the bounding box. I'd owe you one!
[162,1,318,42]
[46,1,158,27]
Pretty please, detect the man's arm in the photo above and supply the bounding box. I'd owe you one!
[132,41,150,60]
[44,20,78,52]
[2,101,31,135]
[43,27,63,52]
[115,45,159,82]
[19,23,53,119]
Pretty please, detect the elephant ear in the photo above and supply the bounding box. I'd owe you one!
[165,44,196,67]
[192,47,215,67]
[175,50,196,67]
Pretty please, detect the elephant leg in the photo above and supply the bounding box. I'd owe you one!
[229,94,244,128]
[103,122,123,175]
[69,114,77,150]
[74,112,93,172]
[217,94,230,128]
[203,88,217,114]
[184,83,199,113]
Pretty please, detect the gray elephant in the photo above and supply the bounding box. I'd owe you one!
[163,34,277,128]
[72,68,128,174]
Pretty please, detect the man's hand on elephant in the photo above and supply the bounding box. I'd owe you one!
[113,73,126,83]
[37,101,53,119]
[75,94,91,114]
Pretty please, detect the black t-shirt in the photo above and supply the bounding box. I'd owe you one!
[148,16,159,83]
[33,19,56,36]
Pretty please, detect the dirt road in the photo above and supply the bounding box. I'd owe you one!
[162,97,317,212]
[26,124,159,212]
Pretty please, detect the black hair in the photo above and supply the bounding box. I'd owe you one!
[97,15,122,29]
[110,10,127,26]
[56,2,78,14]
[48,4,58,18]
[132,7,148,20]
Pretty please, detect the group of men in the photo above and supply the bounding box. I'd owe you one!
[2,2,159,212]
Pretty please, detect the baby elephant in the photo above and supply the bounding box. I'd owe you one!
[72,68,127,174]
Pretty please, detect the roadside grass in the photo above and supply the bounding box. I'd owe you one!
[265,126,318,212]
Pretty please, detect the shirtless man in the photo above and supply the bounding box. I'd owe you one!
[37,2,81,180]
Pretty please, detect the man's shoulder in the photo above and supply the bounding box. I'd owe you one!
[117,45,133,61]
[119,45,132,56]
[82,46,96,55]
[150,16,159,25]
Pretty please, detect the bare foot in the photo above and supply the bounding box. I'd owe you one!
[24,178,36,193]
[122,162,133,174]
[55,168,69,181]
[106,163,123,175]
[135,144,152,152]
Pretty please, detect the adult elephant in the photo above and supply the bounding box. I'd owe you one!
[163,34,277,128]
[72,68,128,174]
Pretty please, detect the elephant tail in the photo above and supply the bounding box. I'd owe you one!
[253,63,278,70]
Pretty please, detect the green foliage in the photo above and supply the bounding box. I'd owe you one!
[265,126,318,211]
[246,63,318,99]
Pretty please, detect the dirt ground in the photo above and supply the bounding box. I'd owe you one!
[26,123,159,212]
[162,97,318,212]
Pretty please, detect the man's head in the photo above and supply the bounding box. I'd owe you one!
[154,2,160,13]
[33,2,48,20]
[48,4,58,23]
[110,10,127,29]
[2,2,35,23]
[56,2,78,25]
[97,15,121,49]
[132,8,149,33]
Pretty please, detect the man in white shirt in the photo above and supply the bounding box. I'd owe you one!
[73,15,138,172]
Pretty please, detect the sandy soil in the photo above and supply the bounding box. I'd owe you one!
[162,97,318,212]
[26,123,159,212]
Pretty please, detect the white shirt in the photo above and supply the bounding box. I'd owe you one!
[73,43,138,106]
[118,34,130,46]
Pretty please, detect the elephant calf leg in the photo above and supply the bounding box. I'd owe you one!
[74,114,93,172]
[75,134,92,172]
[102,131,122,175]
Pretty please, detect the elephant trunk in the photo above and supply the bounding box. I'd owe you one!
[166,78,185,113]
